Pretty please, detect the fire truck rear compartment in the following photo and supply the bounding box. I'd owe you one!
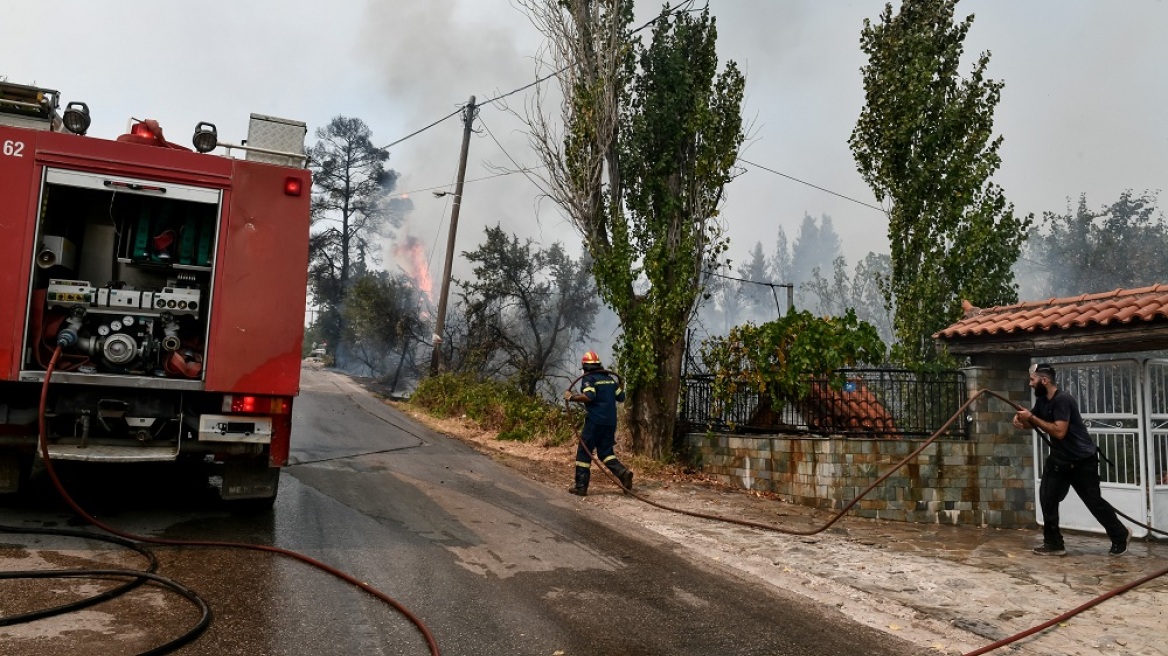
[23,169,218,386]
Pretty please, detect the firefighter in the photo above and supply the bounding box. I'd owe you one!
[563,351,633,496]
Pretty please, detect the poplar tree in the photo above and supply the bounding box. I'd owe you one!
[849,0,1029,364]
[523,1,745,457]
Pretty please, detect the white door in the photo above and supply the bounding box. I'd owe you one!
[1033,359,1147,538]
[1143,360,1168,536]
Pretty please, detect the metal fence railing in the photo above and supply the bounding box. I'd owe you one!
[679,368,969,439]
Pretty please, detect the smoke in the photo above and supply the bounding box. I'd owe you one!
[355,0,557,286]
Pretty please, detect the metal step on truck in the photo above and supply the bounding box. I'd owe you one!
[0,80,311,509]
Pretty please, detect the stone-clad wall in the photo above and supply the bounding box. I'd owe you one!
[681,358,1038,528]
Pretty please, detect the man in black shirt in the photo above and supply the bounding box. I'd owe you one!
[563,350,632,497]
[1014,363,1130,556]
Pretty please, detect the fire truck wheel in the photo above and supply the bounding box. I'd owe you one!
[0,454,34,498]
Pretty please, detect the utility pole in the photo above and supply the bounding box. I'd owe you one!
[430,96,476,375]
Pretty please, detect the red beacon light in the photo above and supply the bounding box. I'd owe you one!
[130,121,155,139]
[284,177,302,196]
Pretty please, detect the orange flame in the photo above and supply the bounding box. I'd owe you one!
[394,235,433,300]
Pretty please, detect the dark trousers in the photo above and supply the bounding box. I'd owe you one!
[1039,454,1128,547]
[573,421,625,489]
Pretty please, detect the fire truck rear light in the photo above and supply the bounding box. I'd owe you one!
[284,177,302,196]
[222,394,292,415]
[62,101,91,135]
[223,394,256,413]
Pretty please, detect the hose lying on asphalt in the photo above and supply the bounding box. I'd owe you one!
[14,347,441,656]
[0,524,174,625]
[566,374,1168,656]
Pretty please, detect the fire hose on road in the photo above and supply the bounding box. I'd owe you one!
[565,370,1168,656]
[0,346,442,656]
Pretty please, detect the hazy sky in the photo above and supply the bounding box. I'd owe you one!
[4,1,1165,299]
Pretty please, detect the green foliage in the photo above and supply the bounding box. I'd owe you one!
[458,225,599,396]
[1020,191,1164,298]
[342,271,424,378]
[610,6,745,389]
[849,0,1030,364]
[409,373,580,446]
[699,309,886,414]
[307,116,399,357]
[527,1,745,457]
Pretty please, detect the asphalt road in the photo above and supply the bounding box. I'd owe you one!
[0,365,926,655]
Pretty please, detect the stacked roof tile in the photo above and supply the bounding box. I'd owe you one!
[934,284,1168,340]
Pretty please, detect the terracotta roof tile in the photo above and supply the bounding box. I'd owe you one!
[935,285,1168,340]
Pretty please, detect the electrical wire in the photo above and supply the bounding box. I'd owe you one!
[380,1,708,151]
[381,107,464,150]
[393,168,544,200]
[739,158,887,214]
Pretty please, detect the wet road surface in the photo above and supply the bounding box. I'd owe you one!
[1,365,925,655]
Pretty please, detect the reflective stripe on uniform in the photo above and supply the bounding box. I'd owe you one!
[603,455,618,463]
[582,386,596,394]
[575,461,592,468]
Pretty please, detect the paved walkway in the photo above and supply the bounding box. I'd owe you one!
[581,482,1168,656]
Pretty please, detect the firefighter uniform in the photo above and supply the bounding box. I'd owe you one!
[565,352,633,496]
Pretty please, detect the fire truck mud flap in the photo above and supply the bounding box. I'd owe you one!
[220,461,280,501]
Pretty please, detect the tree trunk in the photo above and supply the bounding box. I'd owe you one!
[627,338,684,459]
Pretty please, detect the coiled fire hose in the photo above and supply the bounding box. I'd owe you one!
[565,372,1168,656]
[11,346,441,656]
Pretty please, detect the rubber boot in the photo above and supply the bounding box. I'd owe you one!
[609,461,634,492]
[568,465,590,496]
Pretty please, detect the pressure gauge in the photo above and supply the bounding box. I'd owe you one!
[97,324,111,336]
[123,315,135,326]
[110,320,123,332]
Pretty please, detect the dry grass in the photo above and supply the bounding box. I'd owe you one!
[386,399,713,494]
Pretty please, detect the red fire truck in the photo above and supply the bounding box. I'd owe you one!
[0,81,311,508]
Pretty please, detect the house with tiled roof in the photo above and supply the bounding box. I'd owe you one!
[683,284,1168,534]
[933,284,1168,539]
[933,284,1168,357]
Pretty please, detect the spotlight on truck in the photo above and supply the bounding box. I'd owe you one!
[192,122,217,153]
[62,102,90,135]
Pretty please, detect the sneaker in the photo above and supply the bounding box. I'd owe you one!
[618,470,634,491]
[1033,544,1067,556]
[1109,527,1132,556]
[567,486,587,497]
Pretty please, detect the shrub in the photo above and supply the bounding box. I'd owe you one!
[410,373,581,446]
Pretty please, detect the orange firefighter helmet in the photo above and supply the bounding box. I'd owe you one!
[581,350,601,365]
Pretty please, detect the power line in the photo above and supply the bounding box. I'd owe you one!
[739,158,887,214]
[381,107,463,150]
[382,1,707,150]
[477,117,547,195]
[393,167,545,199]
[704,269,792,290]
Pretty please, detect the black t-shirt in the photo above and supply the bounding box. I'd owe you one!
[1033,389,1097,460]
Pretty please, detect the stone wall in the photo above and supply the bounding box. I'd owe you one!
[681,358,1038,528]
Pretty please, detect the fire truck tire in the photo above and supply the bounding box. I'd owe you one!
[0,454,34,497]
